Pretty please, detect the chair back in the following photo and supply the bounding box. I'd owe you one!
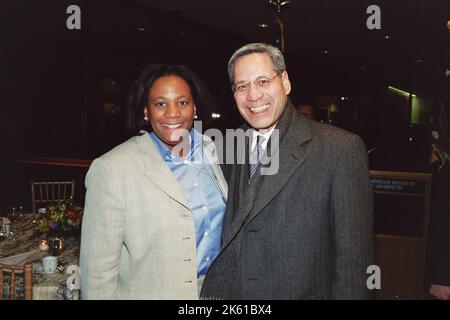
[0,263,33,300]
[31,180,75,213]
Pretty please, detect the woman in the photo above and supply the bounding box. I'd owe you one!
[80,65,227,299]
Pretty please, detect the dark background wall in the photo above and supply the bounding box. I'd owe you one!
[0,0,448,211]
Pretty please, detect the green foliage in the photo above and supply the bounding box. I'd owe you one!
[35,200,83,235]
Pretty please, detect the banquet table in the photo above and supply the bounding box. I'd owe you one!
[0,214,80,300]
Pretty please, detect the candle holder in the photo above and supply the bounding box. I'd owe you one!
[49,236,64,256]
[39,239,49,251]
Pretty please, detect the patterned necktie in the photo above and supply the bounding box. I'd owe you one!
[249,135,265,179]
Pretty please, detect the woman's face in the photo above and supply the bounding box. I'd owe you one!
[144,75,196,150]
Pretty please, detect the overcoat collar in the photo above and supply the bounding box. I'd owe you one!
[226,100,313,245]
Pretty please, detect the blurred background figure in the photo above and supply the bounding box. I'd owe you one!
[296,104,315,120]
[426,98,450,300]
[425,23,450,299]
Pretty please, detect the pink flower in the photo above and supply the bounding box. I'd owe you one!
[67,210,78,222]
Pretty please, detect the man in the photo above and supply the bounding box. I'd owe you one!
[297,104,315,120]
[201,43,374,300]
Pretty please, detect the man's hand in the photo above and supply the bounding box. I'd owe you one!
[429,284,450,300]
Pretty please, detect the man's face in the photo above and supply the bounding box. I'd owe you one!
[232,53,291,132]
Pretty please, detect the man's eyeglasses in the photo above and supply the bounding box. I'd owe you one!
[231,71,284,95]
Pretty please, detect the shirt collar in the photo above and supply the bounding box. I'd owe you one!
[251,124,277,151]
[149,128,202,161]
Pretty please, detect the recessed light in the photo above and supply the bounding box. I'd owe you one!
[137,27,146,32]
[416,59,423,63]
[381,35,391,40]
[322,50,329,54]
[258,23,269,28]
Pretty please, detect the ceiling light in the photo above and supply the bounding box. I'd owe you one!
[137,27,146,32]
[388,86,416,97]
[381,35,391,40]
[258,23,269,28]
[211,113,221,119]
[416,59,423,63]
[322,50,329,54]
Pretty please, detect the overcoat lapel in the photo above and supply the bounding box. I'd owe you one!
[225,102,313,247]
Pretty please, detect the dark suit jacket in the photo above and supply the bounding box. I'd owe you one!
[201,102,374,300]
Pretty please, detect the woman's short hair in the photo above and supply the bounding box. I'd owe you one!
[125,64,215,136]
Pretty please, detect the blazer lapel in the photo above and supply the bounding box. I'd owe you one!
[202,136,228,201]
[134,131,190,211]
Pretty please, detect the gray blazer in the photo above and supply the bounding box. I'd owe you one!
[201,102,374,300]
[80,131,227,299]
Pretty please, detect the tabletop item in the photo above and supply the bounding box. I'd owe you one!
[39,239,49,251]
[1,217,12,238]
[49,237,64,256]
[35,200,83,236]
[42,256,58,274]
[0,214,80,299]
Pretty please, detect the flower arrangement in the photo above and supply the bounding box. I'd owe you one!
[35,200,83,236]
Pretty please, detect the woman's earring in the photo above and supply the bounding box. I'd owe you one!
[144,114,149,121]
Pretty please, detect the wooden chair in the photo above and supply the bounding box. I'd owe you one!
[0,263,33,300]
[31,180,75,213]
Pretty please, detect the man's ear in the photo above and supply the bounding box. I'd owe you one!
[282,71,291,95]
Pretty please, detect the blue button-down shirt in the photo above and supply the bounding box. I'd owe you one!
[150,129,226,276]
